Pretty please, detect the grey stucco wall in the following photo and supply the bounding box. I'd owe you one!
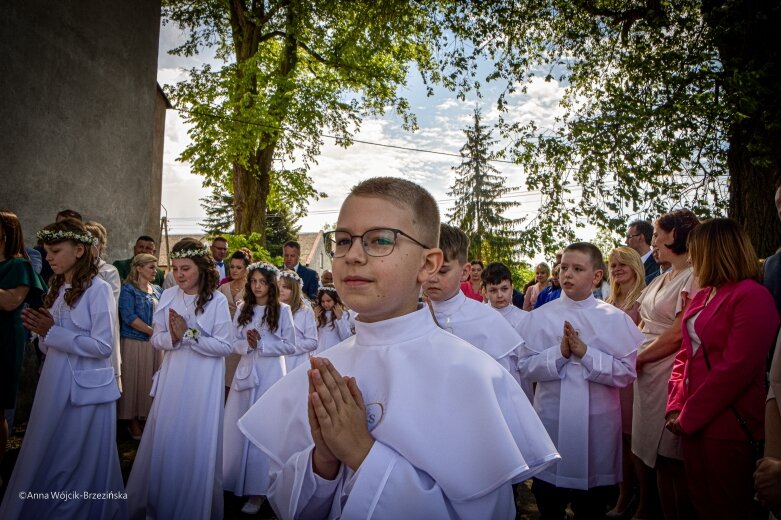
[0,0,163,262]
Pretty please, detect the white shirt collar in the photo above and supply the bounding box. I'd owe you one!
[430,289,466,315]
[640,249,653,263]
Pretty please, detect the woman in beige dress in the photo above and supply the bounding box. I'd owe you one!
[218,248,251,392]
[632,209,699,520]
[605,246,645,518]
[118,253,163,439]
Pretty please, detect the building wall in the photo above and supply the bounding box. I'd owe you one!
[0,0,163,261]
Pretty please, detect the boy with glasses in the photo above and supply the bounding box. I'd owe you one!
[238,177,558,518]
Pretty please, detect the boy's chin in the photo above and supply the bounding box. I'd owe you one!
[562,286,591,301]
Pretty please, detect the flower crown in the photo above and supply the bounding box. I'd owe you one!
[318,285,338,295]
[170,247,209,259]
[278,270,304,287]
[37,229,98,246]
[248,262,280,278]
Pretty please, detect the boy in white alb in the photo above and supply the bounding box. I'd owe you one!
[237,177,559,519]
[518,243,643,519]
[482,262,533,401]
[423,224,527,391]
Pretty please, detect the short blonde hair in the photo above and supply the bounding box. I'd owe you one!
[606,246,646,311]
[348,177,440,248]
[127,253,158,289]
[688,218,760,287]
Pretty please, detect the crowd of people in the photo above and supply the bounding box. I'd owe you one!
[1,178,781,519]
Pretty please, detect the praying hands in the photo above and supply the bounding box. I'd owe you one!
[168,309,187,343]
[560,321,587,359]
[21,307,55,337]
[307,357,374,479]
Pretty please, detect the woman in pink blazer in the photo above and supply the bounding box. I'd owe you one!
[666,218,779,519]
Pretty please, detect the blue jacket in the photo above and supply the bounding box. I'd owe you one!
[119,282,162,341]
[296,264,320,300]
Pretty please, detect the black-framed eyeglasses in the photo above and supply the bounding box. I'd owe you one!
[626,233,642,240]
[323,228,430,258]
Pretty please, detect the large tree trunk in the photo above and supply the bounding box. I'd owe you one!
[232,143,273,242]
[727,122,781,258]
[702,0,781,258]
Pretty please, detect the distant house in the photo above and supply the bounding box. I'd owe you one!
[298,231,332,275]
[158,234,207,270]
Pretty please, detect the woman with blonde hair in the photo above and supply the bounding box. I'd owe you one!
[523,262,551,311]
[666,218,778,519]
[118,253,163,440]
[277,269,317,372]
[605,246,646,518]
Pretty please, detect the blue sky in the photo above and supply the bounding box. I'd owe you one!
[156,20,583,258]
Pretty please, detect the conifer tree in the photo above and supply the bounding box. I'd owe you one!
[447,108,520,263]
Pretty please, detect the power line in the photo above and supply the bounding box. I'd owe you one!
[174,106,521,165]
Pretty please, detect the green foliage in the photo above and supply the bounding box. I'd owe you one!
[448,108,522,263]
[590,228,621,268]
[436,1,744,255]
[199,190,234,234]
[509,262,535,291]
[162,0,445,236]
[219,233,275,265]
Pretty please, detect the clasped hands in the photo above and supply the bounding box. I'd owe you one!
[308,357,374,480]
[21,307,55,337]
[246,329,261,350]
[754,457,781,514]
[168,309,187,343]
[560,321,587,359]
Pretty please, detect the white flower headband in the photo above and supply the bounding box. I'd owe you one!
[279,270,304,288]
[170,247,209,259]
[318,285,338,295]
[37,229,98,246]
[248,261,280,278]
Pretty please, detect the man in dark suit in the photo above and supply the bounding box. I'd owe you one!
[282,240,319,299]
[626,220,661,284]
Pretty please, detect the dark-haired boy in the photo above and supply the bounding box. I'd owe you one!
[519,243,643,519]
[482,262,533,400]
[424,224,528,391]
[239,178,558,518]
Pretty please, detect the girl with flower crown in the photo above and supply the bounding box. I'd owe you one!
[1,218,126,520]
[126,237,232,520]
[314,284,353,353]
[223,262,296,514]
[278,269,318,372]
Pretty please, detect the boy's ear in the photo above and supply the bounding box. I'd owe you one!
[418,247,444,285]
[461,262,472,282]
[592,268,604,287]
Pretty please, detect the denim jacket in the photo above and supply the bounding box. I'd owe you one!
[119,282,162,341]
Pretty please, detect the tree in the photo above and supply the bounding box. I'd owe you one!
[438,1,781,257]
[448,108,521,263]
[163,0,442,243]
[199,188,300,258]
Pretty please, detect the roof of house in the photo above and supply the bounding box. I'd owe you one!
[298,231,324,266]
[158,233,207,268]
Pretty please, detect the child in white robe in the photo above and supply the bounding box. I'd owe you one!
[423,224,526,389]
[3,219,126,520]
[314,284,352,353]
[237,177,559,519]
[278,269,318,372]
[126,238,233,520]
[518,242,643,519]
[482,261,534,401]
[223,262,297,514]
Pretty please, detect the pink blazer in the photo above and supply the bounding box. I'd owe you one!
[666,279,779,440]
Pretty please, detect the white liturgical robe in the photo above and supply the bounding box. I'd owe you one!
[238,306,559,519]
[518,292,643,490]
[431,291,531,398]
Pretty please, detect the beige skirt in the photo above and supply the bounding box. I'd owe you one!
[118,337,163,420]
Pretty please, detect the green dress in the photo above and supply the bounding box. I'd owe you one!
[0,257,46,409]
